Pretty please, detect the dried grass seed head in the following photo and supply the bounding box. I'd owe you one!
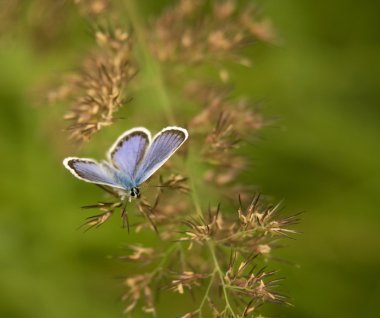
[149,0,276,65]
[50,26,136,143]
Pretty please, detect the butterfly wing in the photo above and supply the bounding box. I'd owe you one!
[63,157,125,189]
[107,127,151,184]
[134,126,188,185]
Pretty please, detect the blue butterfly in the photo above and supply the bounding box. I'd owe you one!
[63,126,188,200]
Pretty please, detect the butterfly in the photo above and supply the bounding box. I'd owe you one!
[63,126,188,200]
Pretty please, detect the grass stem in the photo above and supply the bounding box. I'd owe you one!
[123,0,176,124]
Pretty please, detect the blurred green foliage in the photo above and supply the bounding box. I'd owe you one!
[0,1,379,317]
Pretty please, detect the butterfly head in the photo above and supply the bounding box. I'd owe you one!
[129,187,141,199]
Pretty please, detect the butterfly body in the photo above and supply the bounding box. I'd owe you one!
[129,187,141,199]
[63,126,188,199]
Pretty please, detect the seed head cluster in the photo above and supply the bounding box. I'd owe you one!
[149,0,277,66]
[49,26,136,143]
[44,1,300,317]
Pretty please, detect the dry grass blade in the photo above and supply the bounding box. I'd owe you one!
[78,210,114,231]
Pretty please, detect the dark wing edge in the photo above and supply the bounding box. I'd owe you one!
[107,127,152,162]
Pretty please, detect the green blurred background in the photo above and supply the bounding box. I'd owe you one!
[1,1,379,317]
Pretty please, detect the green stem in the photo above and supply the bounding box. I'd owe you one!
[197,270,216,318]
[123,0,176,124]
[123,2,236,315]
[209,241,237,317]
[188,157,237,317]
[150,244,177,278]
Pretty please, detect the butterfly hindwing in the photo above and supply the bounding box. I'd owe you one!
[107,127,151,182]
[63,157,124,189]
[134,127,188,185]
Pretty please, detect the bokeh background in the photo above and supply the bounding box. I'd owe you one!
[1,1,379,317]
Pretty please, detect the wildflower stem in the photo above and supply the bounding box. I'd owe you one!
[209,242,237,317]
[188,152,237,317]
[149,243,177,278]
[190,177,203,218]
[197,269,216,317]
[123,0,176,124]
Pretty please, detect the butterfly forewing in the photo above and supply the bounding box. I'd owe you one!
[134,127,188,185]
[107,128,151,182]
[63,157,124,189]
